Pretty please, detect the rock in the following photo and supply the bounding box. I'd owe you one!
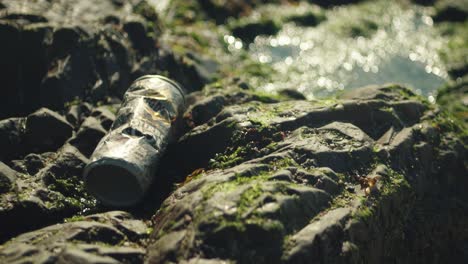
[412,0,436,5]
[158,47,221,93]
[198,0,260,23]
[69,117,107,157]
[185,95,226,126]
[185,52,220,85]
[24,108,74,153]
[82,211,149,241]
[0,118,25,161]
[123,19,155,54]
[0,162,16,194]
[0,0,467,262]
[433,0,468,22]
[90,106,116,131]
[231,19,280,42]
[437,77,468,138]
[56,249,120,264]
[65,102,93,127]
[146,85,467,263]
[39,35,98,110]
[147,162,332,263]
[286,11,325,26]
[312,0,365,7]
[0,0,164,119]
[0,144,96,242]
[0,211,148,264]
[278,89,307,100]
[283,208,351,263]
[10,153,50,175]
[0,21,50,119]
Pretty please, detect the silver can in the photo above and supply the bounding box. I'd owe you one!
[83,75,185,207]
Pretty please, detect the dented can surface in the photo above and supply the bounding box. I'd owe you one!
[83,75,185,207]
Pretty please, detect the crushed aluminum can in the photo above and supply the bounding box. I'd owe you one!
[83,75,186,207]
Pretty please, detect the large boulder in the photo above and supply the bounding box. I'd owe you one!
[146,84,467,263]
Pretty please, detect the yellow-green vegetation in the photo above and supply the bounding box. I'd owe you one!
[64,97,82,108]
[354,205,374,222]
[380,169,411,196]
[64,215,85,223]
[202,171,270,200]
[437,20,468,73]
[329,189,357,210]
[237,182,264,215]
[269,157,298,169]
[352,168,412,223]
[431,107,468,144]
[210,146,248,169]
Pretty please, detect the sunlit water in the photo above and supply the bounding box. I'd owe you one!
[226,2,449,101]
[151,0,171,13]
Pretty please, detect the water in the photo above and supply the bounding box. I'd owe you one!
[150,0,171,13]
[226,1,449,101]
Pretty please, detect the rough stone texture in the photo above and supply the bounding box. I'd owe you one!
[25,108,74,153]
[437,76,468,138]
[0,117,25,161]
[0,162,16,194]
[0,0,467,263]
[0,144,97,242]
[69,116,108,158]
[147,84,467,263]
[66,102,93,128]
[0,211,149,264]
[0,0,212,120]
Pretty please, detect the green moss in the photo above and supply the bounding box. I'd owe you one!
[202,171,270,200]
[431,109,468,145]
[329,189,357,210]
[354,206,374,222]
[133,0,159,22]
[209,146,248,169]
[249,90,284,103]
[269,157,298,169]
[238,183,264,215]
[64,97,82,108]
[167,0,206,25]
[437,20,468,73]
[104,104,118,115]
[64,215,85,223]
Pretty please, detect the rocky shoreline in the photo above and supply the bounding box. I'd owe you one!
[0,0,467,263]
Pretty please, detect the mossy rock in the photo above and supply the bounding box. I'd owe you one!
[145,85,468,263]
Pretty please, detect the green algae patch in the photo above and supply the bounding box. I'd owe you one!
[202,171,271,201]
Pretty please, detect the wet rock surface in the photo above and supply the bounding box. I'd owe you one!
[0,211,149,264]
[0,0,467,263]
[147,84,467,263]
[0,0,213,119]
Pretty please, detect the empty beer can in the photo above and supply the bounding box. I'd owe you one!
[83,75,185,207]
